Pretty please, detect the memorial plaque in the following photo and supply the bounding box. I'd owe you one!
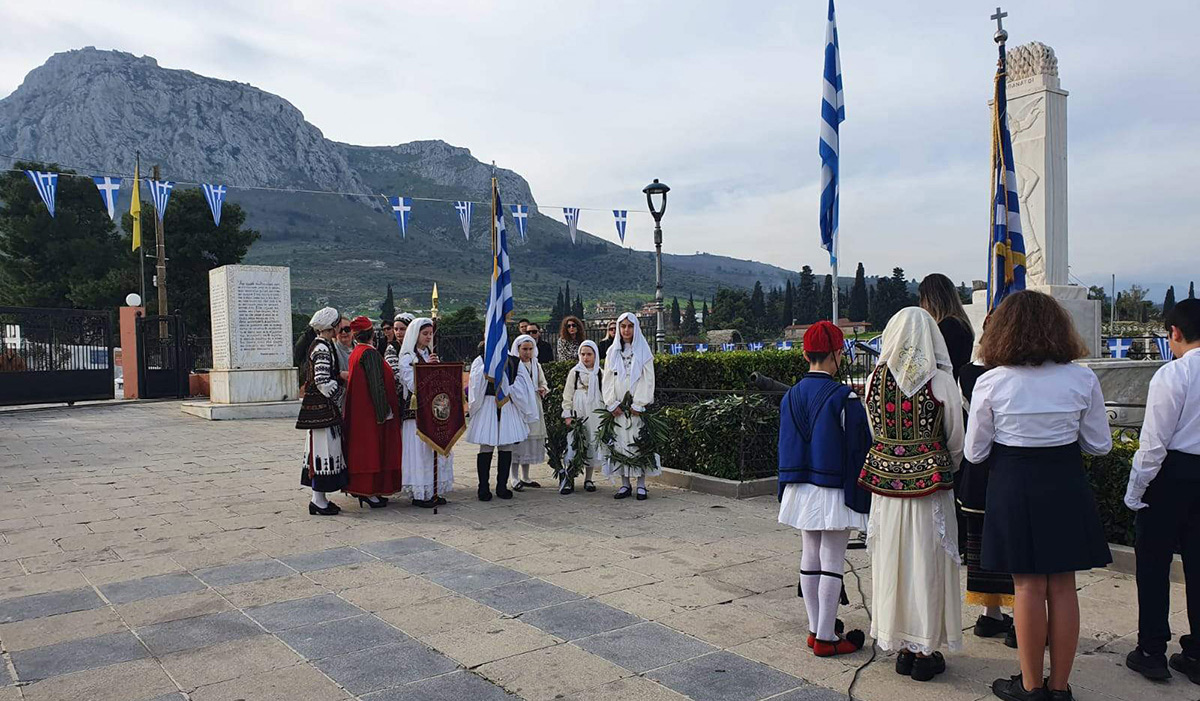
[208,265,293,370]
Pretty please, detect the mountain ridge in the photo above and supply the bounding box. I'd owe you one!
[0,47,803,316]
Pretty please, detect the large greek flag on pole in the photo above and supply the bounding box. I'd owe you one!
[147,180,174,223]
[818,0,844,265]
[484,182,515,403]
[987,41,1027,311]
[93,176,122,221]
[25,171,57,217]
[509,204,528,242]
[202,184,227,227]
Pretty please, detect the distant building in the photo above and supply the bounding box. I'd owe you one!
[593,301,617,317]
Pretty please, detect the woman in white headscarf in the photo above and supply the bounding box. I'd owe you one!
[296,307,349,516]
[509,334,549,490]
[560,340,605,494]
[858,307,964,683]
[601,312,660,500]
[397,318,454,508]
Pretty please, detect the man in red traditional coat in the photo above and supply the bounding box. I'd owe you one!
[342,316,403,507]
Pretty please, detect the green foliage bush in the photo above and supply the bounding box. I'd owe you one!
[1084,438,1138,547]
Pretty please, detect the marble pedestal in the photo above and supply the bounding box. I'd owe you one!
[967,285,1101,357]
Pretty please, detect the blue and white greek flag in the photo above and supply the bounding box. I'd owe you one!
[25,170,57,217]
[1155,336,1174,362]
[749,342,764,352]
[146,180,174,223]
[92,176,122,221]
[866,336,882,354]
[843,338,856,361]
[721,343,736,352]
[987,40,1028,311]
[669,343,683,355]
[777,341,793,350]
[509,204,528,242]
[202,184,227,227]
[484,183,514,403]
[1107,338,1132,359]
[613,210,628,244]
[696,344,709,354]
[455,201,473,240]
[390,196,412,238]
[563,207,580,244]
[818,0,844,265]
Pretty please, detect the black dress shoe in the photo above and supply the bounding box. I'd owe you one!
[357,496,388,509]
[523,480,542,488]
[974,613,1013,638]
[1126,647,1171,681]
[635,488,648,501]
[894,650,915,676]
[435,496,447,505]
[910,651,945,682]
[309,501,339,516]
[1170,651,1200,684]
[411,498,436,509]
[496,485,513,499]
[584,480,597,492]
[992,674,1048,700]
[614,486,632,499]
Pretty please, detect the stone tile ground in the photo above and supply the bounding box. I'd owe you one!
[0,401,1189,700]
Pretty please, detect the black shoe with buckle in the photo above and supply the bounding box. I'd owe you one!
[992,673,1048,700]
[1126,647,1171,681]
[894,650,915,676]
[974,613,1013,639]
[910,651,945,682]
[614,486,632,499]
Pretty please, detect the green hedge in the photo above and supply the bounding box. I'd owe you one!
[1084,438,1138,547]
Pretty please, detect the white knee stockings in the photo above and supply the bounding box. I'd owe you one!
[800,530,851,641]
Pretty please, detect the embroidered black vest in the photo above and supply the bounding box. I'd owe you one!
[858,365,954,497]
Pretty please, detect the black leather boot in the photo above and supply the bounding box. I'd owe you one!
[476,452,493,502]
[496,451,514,499]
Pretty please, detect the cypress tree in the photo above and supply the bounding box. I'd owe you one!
[819,274,833,321]
[848,262,868,322]
[782,280,795,327]
[573,294,584,319]
[681,294,699,337]
[1190,282,1196,300]
[796,266,818,324]
[1164,286,1177,317]
[380,284,396,324]
[749,281,766,325]
[701,299,710,328]
[670,296,681,331]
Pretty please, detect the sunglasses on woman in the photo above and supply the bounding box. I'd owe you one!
[338,327,351,333]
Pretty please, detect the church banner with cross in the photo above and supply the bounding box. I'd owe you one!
[413,363,466,456]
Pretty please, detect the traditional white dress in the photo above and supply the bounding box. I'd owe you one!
[864,309,964,655]
[465,356,530,449]
[511,353,549,465]
[561,342,606,473]
[398,340,454,501]
[601,314,661,479]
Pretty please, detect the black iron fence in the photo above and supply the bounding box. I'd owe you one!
[0,306,115,405]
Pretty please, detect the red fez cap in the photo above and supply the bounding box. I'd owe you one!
[349,316,373,333]
[802,321,844,353]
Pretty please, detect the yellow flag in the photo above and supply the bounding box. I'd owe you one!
[130,163,141,250]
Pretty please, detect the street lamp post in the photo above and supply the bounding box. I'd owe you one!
[643,179,670,354]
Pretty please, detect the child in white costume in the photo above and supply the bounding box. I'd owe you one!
[601,312,660,500]
[466,340,531,501]
[397,318,455,508]
[560,340,605,494]
[510,335,549,490]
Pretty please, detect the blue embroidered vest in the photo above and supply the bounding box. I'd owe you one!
[777,372,872,515]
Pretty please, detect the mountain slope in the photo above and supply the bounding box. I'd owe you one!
[0,47,802,316]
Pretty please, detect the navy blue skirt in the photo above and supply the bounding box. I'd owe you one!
[981,442,1112,575]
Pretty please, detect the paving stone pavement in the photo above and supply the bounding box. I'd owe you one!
[0,401,1189,700]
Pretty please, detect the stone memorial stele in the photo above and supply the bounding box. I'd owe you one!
[181,264,299,420]
[967,40,1102,357]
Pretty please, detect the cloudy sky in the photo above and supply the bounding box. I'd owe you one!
[1,0,1197,296]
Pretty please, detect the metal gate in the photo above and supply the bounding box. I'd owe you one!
[136,314,189,399]
[0,306,115,406]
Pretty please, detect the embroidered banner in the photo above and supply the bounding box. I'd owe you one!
[414,362,466,456]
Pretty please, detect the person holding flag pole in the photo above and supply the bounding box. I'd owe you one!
[819,0,844,324]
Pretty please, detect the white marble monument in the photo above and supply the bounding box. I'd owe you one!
[182,265,300,420]
[967,38,1102,357]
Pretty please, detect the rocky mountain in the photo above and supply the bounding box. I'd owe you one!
[0,48,801,316]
